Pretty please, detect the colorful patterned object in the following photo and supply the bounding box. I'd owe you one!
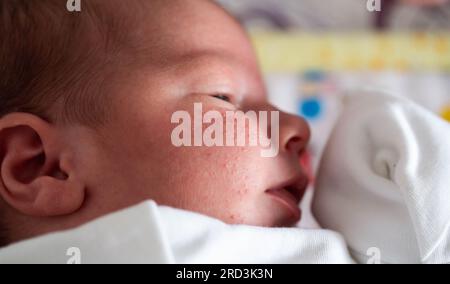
[298,70,328,121]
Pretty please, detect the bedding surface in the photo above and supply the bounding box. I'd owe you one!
[0,201,354,264]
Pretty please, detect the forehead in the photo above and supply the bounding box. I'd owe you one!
[125,0,259,71]
[113,0,265,96]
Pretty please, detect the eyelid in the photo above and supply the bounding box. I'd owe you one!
[210,93,242,108]
[212,93,231,102]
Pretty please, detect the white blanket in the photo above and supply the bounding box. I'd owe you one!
[313,91,450,264]
[0,201,354,264]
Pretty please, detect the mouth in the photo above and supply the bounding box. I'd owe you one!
[265,174,309,222]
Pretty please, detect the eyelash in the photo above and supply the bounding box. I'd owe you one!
[211,94,232,103]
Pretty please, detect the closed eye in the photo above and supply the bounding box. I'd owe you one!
[211,94,231,103]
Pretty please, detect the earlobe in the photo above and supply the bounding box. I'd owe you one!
[0,113,85,217]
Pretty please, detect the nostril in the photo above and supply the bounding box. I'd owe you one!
[286,136,305,156]
[279,111,311,156]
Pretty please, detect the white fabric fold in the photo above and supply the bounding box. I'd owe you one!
[0,201,174,264]
[158,204,354,264]
[0,201,354,264]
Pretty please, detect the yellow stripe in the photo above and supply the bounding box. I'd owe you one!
[250,32,450,73]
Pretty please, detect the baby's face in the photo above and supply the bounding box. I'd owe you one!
[80,0,310,227]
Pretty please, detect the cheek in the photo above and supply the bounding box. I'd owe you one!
[146,146,270,226]
[159,146,266,202]
[107,98,276,222]
[142,108,268,194]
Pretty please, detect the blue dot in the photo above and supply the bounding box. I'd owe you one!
[299,98,322,120]
[303,70,325,82]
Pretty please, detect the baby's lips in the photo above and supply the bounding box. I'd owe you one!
[300,150,315,185]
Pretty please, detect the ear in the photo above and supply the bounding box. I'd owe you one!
[0,113,85,217]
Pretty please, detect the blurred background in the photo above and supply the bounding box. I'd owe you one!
[217,0,450,227]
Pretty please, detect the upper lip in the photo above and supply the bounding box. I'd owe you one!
[265,173,309,220]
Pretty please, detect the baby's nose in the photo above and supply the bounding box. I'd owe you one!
[279,111,311,157]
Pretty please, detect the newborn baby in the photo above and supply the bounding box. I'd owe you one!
[1,0,447,265]
[0,0,310,247]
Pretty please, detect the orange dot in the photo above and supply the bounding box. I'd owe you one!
[395,59,408,71]
[319,48,332,61]
[369,57,385,70]
[301,83,320,95]
[435,38,449,55]
[441,106,450,122]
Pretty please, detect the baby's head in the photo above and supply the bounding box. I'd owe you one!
[0,0,310,246]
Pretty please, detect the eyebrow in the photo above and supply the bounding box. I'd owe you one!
[165,49,239,75]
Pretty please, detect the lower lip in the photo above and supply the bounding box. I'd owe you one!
[266,188,302,221]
